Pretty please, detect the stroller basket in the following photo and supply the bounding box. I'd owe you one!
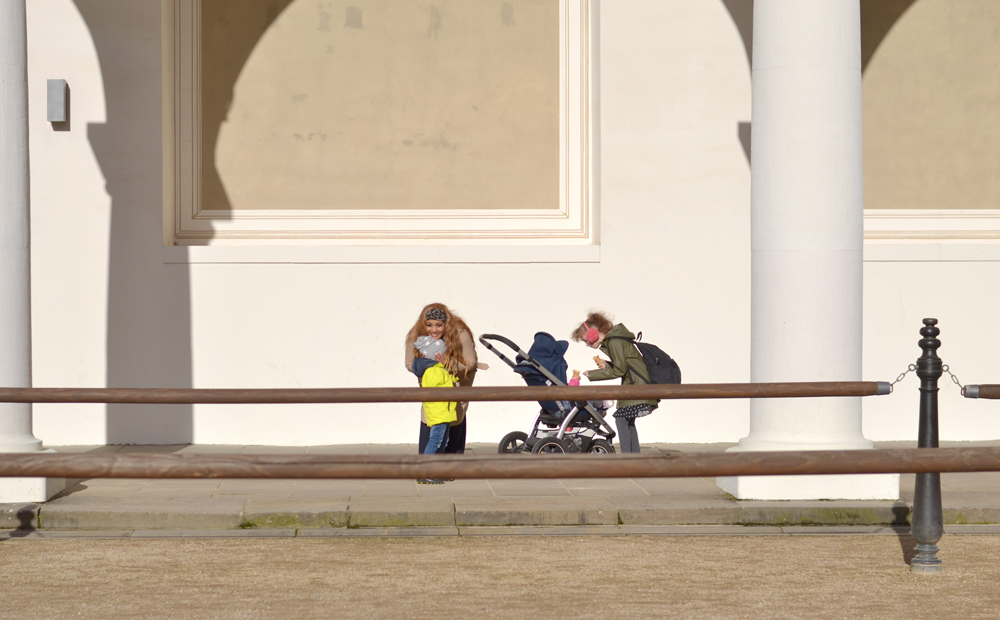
[479,333,616,455]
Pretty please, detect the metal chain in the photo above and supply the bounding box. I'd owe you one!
[888,363,965,395]
[942,364,965,393]
[889,364,917,393]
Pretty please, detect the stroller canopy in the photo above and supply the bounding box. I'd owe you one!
[516,332,569,384]
[515,332,570,411]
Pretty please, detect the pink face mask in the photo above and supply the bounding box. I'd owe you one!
[583,323,600,344]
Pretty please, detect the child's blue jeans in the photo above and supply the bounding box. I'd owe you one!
[423,423,450,455]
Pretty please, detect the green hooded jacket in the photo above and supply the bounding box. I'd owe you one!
[585,323,659,409]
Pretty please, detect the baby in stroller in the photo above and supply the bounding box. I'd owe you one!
[479,332,617,454]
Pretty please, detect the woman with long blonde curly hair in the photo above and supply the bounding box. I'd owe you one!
[405,303,480,455]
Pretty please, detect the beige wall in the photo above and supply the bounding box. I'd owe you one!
[30,0,759,445]
[25,0,1000,447]
[202,0,559,211]
[863,0,1000,209]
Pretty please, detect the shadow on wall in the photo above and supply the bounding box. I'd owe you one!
[64,0,925,444]
[720,0,752,164]
[67,0,310,443]
[73,0,194,444]
[719,0,921,165]
[201,0,295,211]
[51,83,72,132]
[860,0,921,73]
[721,0,752,68]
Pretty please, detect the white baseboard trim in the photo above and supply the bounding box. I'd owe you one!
[863,242,1000,262]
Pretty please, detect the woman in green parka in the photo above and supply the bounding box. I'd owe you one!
[573,312,658,453]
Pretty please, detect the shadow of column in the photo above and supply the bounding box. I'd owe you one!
[721,0,753,68]
[860,0,920,73]
[70,0,299,444]
[721,0,753,164]
[720,0,920,166]
[73,0,193,444]
[201,0,295,211]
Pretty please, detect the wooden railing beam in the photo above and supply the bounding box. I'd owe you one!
[0,381,891,405]
[0,447,997,480]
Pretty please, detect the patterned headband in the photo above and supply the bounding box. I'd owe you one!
[425,307,448,322]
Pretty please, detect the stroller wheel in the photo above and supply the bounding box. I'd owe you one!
[498,431,529,454]
[587,439,616,454]
[531,436,569,454]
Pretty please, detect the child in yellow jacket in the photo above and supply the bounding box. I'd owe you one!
[411,337,460,484]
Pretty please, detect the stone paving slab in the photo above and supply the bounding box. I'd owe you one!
[780,525,908,536]
[67,482,148,498]
[459,525,623,536]
[0,529,134,540]
[614,498,743,525]
[485,479,571,497]
[942,507,1000,525]
[4,524,1000,539]
[620,525,786,536]
[348,499,455,527]
[413,479,495,497]
[24,498,1000,531]
[631,477,725,498]
[454,497,619,526]
[216,479,293,498]
[0,503,39,529]
[944,524,1000,535]
[739,501,912,526]
[39,498,246,530]
[289,480,365,499]
[363,480,420,498]
[557,478,649,497]
[132,528,297,539]
[297,527,460,537]
[241,499,349,529]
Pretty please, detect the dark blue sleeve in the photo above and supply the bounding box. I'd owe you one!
[412,357,438,379]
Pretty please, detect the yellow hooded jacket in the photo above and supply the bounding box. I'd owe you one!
[420,363,460,426]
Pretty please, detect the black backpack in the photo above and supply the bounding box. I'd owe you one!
[606,333,681,385]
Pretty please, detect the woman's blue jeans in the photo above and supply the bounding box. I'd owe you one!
[418,418,466,454]
[423,423,450,455]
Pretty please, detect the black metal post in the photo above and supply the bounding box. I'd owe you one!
[911,318,944,574]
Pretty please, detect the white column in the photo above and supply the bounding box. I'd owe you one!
[717,0,897,500]
[0,0,61,502]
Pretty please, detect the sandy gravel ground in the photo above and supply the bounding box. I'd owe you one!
[1,535,997,619]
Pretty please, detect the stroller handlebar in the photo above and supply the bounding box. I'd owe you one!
[478,334,526,370]
[479,333,520,352]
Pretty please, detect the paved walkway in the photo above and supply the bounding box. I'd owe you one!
[3,442,998,534]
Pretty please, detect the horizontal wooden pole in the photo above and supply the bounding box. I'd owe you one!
[0,447,997,479]
[966,385,1000,400]
[0,381,889,405]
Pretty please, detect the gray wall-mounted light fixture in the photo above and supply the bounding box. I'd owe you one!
[47,79,68,123]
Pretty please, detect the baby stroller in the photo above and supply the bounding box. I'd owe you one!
[479,332,616,454]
